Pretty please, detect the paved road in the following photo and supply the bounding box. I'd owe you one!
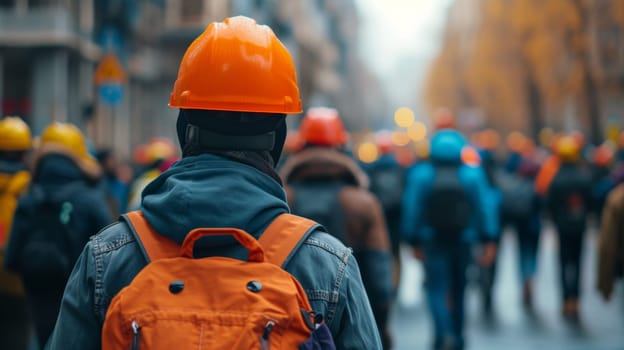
[391,223,624,350]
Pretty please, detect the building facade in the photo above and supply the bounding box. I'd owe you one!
[0,0,385,157]
[0,0,98,135]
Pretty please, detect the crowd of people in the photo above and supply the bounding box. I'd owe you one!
[0,15,622,350]
[259,103,624,350]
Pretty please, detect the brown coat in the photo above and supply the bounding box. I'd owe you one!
[280,148,389,251]
[597,183,624,299]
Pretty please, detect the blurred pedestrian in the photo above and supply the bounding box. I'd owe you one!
[0,116,32,350]
[365,130,406,293]
[589,144,616,217]
[402,129,499,350]
[472,129,504,315]
[610,132,624,187]
[546,135,592,321]
[597,183,624,302]
[5,122,112,347]
[127,137,178,210]
[498,136,542,309]
[281,107,393,349]
[96,149,130,217]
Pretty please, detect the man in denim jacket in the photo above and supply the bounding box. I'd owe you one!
[46,16,381,350]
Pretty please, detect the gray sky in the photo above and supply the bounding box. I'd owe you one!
[355,0,454,110]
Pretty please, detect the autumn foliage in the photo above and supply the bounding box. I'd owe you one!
[423,0,624,143]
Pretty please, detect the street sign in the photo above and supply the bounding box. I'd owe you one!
[98,83,124,106]
[95,53,127,85]
[95,53,126,106]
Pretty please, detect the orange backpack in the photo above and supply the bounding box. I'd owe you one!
[102,211,327,350]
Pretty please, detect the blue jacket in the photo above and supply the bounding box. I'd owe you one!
[45,154,381,349]
[401,130,499,245]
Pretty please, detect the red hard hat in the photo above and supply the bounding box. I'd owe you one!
[433,107,456,130]
[375,130,394,155]
[299,107,348,147]
[593,144,614,167]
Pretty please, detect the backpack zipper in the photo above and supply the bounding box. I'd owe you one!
[131,320,140,350]
[260,320,275,350]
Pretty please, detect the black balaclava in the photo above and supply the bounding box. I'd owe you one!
[176,109,287,181]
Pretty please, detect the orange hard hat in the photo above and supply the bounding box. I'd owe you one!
[299,107,348,147]
[375,130,394,155]
[433,107,456,130]
[593,144,614,167]
[169,16,302,114]
[461,146,481,167]
[506,131,527,153]
[480,129,500,150]
[133,144,149,165]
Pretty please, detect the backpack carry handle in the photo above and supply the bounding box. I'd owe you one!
[181,228,265,262]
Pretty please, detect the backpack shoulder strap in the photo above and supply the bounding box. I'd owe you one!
[5,170,30,197]
[259,213,321,268]
[122,210,179,262]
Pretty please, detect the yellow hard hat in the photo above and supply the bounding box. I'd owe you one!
[0,116,32,151]
[38,122,100,180]
[556,136,580,161]
[41,122,91,160]
[146,138,177,164]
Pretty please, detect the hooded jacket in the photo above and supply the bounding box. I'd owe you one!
[45,154,381,349]
[280,147,393,347]
[401,130,499,245]
[5,147,112,346]
[0,159,30,296]
[5,149,112,278]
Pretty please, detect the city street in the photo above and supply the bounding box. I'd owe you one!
[392,223,624,350]
[1,1,623,349]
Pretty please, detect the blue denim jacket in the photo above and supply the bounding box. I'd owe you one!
[45,154,381,349]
